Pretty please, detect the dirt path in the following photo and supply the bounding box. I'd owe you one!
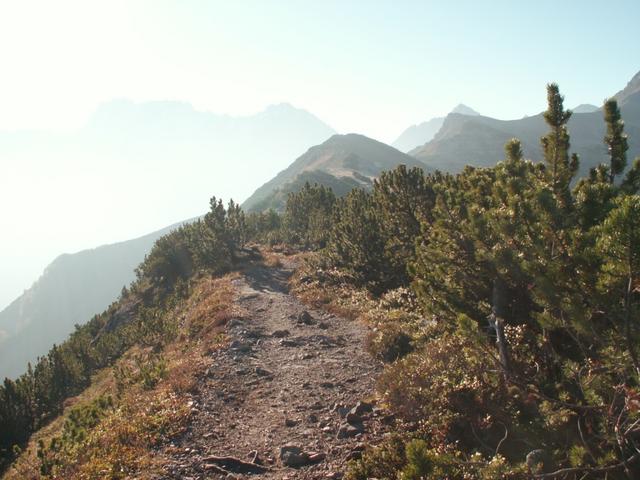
[158,258,389,479]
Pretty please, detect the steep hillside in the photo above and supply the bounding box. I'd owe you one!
[0,221,187,380]
[391,104,479,153]
[243,133,427,212]
[411,71,640,174]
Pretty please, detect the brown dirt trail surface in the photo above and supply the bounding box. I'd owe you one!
[158,257,390,479]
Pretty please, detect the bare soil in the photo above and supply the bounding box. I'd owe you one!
[157,257,390,479]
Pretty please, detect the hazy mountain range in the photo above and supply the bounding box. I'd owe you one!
[0,100,335,311]
[2,70,639,380]
[0,102,334,379]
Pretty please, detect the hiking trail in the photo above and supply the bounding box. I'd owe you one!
[158,257,391,479]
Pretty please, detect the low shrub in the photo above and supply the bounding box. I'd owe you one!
[366,323,413,363]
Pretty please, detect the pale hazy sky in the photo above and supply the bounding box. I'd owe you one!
[1,0,638,140]
[0,0,639,309]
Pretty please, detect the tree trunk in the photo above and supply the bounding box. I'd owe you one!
[490,277,511,379]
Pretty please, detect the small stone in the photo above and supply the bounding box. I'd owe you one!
[337,422,364,438]
[332,404,350,418]
[272,329,291,338]
[230,340,252,353]
[285,418,298,427]
[345,412,361,424]
[297,311,315,325]
[381,413,396,425]
[307,413,318,423]
[255,366,273,377]
[240,292,260,300]
[350,401,374,417]
[243,329,263,339]
[280,444,310,468]
[228,318,243,328]
[318,322,330,330]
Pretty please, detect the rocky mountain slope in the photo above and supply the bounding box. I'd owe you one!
[391,103,480,153]
[243,133,428,212]
[410,70,640,174]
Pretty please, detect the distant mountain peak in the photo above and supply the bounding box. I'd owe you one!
[263,102,297,112]
[451,104,480,116]
[243,133,427,212]
[260,102,303,116]
[573,104,599,114]
[87,99,331,131]
[392,104,480,153]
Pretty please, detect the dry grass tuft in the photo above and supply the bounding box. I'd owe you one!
[290,253,377,321]
[184,273,242,337]
[262,251,283,268]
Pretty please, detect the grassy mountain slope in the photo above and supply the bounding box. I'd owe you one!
[242,133,427,212]
[3,273,236,479]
